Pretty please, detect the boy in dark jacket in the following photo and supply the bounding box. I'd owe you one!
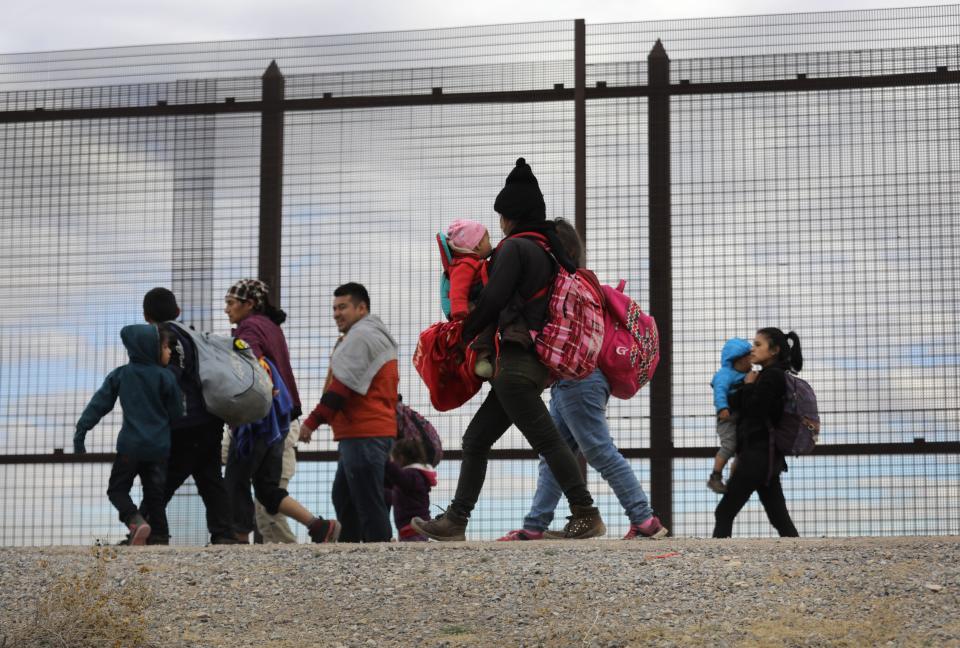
[74,324,184,545]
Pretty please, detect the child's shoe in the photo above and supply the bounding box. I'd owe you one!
[623,515,669,539]
[497,529,544,541]
[127,513,151,546]
[307,517,342,543]
[474,358,494,378]
[707,471,726,494]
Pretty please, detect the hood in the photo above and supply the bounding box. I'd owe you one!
[720,337,752,368]
[350,314,398,350]
[407,463,439,487]
[121,324,161,365]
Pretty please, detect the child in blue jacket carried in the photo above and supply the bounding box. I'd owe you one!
[708,337,753,494]
[74,324,184,545]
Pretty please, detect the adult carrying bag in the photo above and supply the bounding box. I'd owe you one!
[166,322,273,427]
[597,280,660,399]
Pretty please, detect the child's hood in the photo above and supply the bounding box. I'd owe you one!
[121,324,161,365]
[406,463,438,487]
[720,337,752,368]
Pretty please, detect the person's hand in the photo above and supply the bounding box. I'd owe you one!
[298,424,314,443]
[73,434,87,454]
[744,370,760,384]
[717,408,730,421]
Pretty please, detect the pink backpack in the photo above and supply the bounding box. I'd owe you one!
[512,233,605,381]
[598,280,659,399]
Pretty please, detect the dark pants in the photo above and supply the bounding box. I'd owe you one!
[451,343,593,519]
[140,421,231,540]
[712,448,799,538]
[107,454,167,530]
[223,434,289,535]
[333,436,393,542]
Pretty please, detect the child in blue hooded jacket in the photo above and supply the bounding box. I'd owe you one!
[74,324,184,545]
[708,337,753,494]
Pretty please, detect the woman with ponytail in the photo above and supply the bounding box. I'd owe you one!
[712,327,802,538]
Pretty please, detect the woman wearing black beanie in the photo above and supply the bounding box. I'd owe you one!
[412,158,604,541]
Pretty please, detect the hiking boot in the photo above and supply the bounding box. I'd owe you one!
[561,505,606,539]
[410,511,467,541]
[707,472,726,494]
[623,515,669,539]
[307,517,342,543]
[497,529,544,541]
[209,535,243,545]
[126,513,151,546]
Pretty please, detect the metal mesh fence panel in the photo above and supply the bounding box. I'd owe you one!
[1,7,958,545]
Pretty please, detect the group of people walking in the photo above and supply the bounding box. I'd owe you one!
[74,156,804,544]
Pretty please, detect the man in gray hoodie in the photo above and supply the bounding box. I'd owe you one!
[300,283,399,542]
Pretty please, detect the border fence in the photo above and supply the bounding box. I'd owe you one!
[2,6,959,545]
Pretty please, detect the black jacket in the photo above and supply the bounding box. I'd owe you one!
[730,363,787,455]
[463,236,555,347]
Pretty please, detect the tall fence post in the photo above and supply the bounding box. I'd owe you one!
[574,19,586,248]
[647,39,674,531]
[259,61,285,302]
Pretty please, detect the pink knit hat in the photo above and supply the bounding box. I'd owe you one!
[446,219,488,254]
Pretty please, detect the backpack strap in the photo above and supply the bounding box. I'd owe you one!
[497,231,554,301]
[436,232,453,275]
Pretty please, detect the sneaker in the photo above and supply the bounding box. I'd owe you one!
[707,472,726,494]
[146,534,170,546]
[474,359,494,378]
[561,505,606,539]
[623,515,669,539]
[127,513,151,546]
[307,517,342,543]
[209,535,243,545]
[497,529,544,541]
[542,530,567,540]
[410,511,467,541]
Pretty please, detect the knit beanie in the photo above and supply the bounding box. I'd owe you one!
[446,219,488,254]
[225,278,269,305]
[493,157,546,223]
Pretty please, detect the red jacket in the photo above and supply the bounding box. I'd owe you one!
[448,254,488,320]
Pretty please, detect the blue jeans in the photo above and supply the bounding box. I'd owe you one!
[523,370,654,531]
[333,437,393,542]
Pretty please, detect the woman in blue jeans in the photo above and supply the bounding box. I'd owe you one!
[499,219,667,541]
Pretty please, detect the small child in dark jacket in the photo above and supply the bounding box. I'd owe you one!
[74,324,184,545]
[384,438,437,541]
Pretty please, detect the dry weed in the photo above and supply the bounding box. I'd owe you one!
[8,544,153,648]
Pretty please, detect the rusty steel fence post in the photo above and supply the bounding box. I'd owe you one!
[647,39,674,530]
[259,60,285,302]
[574,19,587,248]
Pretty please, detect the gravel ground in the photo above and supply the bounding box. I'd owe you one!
[1,536,958,647]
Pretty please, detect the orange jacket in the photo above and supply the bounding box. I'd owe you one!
[327,359,399,441]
